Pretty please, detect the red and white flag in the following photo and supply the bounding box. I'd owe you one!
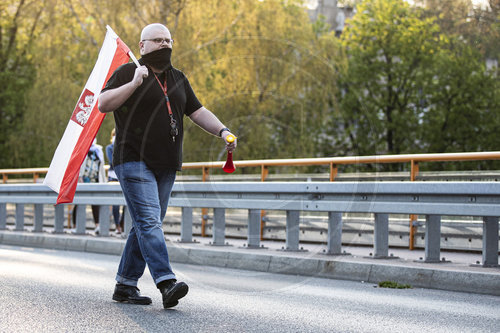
[44,26,134,204]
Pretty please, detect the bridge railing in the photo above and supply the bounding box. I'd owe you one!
[3,151,500,184]
[3,151,500,248]
[0,182,498,267]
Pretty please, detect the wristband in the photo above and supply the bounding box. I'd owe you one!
[218,127,230,137]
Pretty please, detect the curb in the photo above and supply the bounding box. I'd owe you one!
[1,231,499,296]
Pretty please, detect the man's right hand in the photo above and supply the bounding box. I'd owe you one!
[132,65,149,87]
[99,65,149,113]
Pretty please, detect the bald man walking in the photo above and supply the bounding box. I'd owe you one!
[99,23,237,309]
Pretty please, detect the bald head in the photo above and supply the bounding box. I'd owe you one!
[141,23,170,41]
[139,23,173,55]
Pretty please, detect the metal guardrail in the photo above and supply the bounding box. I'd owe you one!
[0,182,498,267]
[3,151,500,249]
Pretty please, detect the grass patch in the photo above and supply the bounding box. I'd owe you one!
[378,281,412,289]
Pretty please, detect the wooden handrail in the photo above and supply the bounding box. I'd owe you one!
[0,167,51,174]
[182,151,500,169]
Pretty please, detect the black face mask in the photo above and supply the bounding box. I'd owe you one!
[142,47,172,71]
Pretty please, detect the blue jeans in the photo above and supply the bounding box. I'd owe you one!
[114,161,177,286]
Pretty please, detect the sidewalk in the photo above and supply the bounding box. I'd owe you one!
[0,230,498,296]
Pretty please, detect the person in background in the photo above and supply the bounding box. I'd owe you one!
[73,138,106,234]
[106,128,124,234]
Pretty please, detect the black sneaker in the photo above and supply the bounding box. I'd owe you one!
[160,280,189,309]
[112,283,152,305]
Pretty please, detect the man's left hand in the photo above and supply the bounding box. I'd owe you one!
[222,132,237,152]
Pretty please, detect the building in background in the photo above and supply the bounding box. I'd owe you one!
[306,0,355,36]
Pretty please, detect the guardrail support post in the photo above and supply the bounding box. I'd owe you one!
[99,205,110,237]
[424,215,441,263]
[180,207,193,243]
[75,205,87,235]
[201,167,209,237]
[248,209,261,248]
[374,213,389,258]
[409,160,419,250]
[260,165,269,241]
[54,205,65,234]
[285,210,300,251]
[409,215,418,250]
[34,204,44,232]
[67,205,73,229]
[212,208,226,246]
[482,216,499,267]
[15,204,25,231]
[0,203,6,230]
[124,207,132,236]
[327,212,343,254]
[329,163,338,181]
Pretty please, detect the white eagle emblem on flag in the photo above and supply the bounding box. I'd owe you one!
[71,89,95,127]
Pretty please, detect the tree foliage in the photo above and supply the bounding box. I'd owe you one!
[326,0,498,171]
[0,0,43,166]
[0,0,498,172]
[332,0,441,157]
[177,0,339,165]
[420,0,500,60]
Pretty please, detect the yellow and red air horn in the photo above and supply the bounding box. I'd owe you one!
[222,134,236,173]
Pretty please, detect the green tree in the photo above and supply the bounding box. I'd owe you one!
[420,0,500,61]
[0,0,44,167]
[5,0,189,167]
[412,0,500,159]
[329,0,498,172]
[3,0,498,171]
[177,0,339,168]
[422,37,499,156]
[332,0,440,159]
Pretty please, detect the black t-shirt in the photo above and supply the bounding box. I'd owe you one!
[101,60,202,170]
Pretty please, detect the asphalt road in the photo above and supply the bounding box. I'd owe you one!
[0,244,498,333]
